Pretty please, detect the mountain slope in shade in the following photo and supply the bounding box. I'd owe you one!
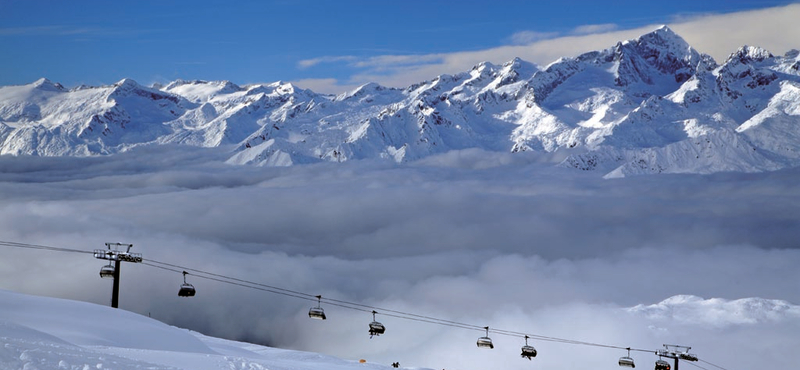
[1,26,800,177]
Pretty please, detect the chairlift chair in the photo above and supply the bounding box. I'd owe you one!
[178,271,196,297]
[654,359,671,370]
[369,311,385,338]
[619,348,635,368]
[99,263,115,279]
[308,295,326,320]
[521,335,537,359]
[476,327,494,349]
[678,353,698,362]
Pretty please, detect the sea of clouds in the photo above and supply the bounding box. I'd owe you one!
[1,146,798,370]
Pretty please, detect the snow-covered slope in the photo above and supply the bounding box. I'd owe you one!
[1,26,800,176]
[3,289,797,370]
[0,289,416,370]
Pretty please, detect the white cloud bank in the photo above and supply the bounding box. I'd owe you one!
[294,3,800,94]
[0,147,799,369]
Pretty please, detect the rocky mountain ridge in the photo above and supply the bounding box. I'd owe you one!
[1,26,799,177]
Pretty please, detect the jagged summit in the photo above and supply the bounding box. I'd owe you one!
[632,25,687,48]
[1,27,799,177]
[726,45,775,64]
[612,25,706,87]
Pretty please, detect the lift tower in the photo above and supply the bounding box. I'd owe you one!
[94,243,142,308]
[657,344,698,370]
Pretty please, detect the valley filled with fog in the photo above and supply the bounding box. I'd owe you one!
[1,146,798,370]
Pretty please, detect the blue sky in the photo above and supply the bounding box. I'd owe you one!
[1,0,798,93]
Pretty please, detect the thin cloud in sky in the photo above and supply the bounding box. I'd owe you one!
[293,3,800,94]
[297,56,359,69]
[571,23,619,35]
[0,25,91,36]
[0,25,164,38]
[507,30,560,45]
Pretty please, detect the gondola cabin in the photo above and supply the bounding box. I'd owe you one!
[308,295,326,320]
[99,265,115,279]
[178,283,196,297]
[178,271,196,297]
[521,345,537,359]
[477,336,494,349]
[520,336,536,359]
[309,307,326,320]
[369,321,385,337]
[654,359,670,370]
[522,346,536,360]
[368,311,385,337]
[619,356,635,368]
[477,327,493,349]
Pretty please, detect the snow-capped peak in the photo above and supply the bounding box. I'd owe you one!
[643,25,686,46]
[336,82,387,101]
[113,78,140,89]
[31,77,65,92]
[614,25,703,84]
[500,57,538,79]
[725,45,774,64]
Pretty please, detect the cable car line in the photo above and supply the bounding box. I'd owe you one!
[0,240,699,356]
[486,326,651,352]
[143,258,487,331]
[143,261,490,332]
[685,362,710,370]
[145,257,489,332]
[1,239,733,369]
[698,359,730,370]
[141,256,660,352]
[0,240,92,255]
[144,259,318,301]
[142,261,325,305]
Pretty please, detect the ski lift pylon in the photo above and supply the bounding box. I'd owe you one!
[178,270,196,297]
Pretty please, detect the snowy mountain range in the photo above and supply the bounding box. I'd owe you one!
[2,26,799,177]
